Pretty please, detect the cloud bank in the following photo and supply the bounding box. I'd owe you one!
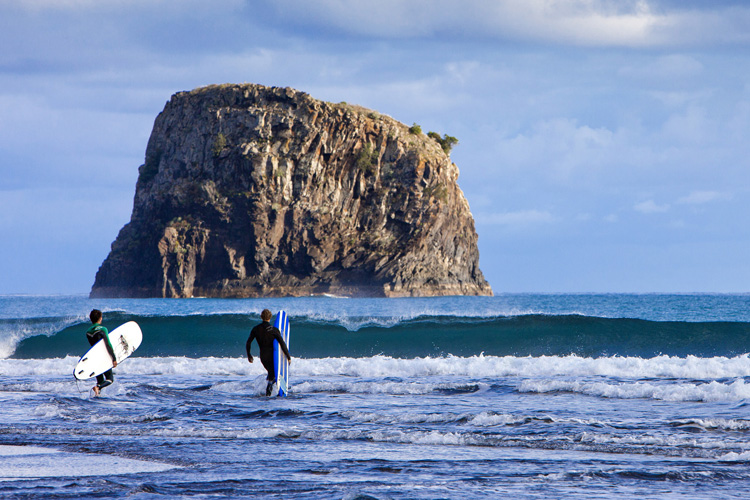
[1,0,749,292]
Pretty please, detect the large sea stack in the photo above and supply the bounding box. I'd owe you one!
[91,84,492,298]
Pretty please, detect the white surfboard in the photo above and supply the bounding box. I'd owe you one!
[273,310,290,397]
[74,321,142,380]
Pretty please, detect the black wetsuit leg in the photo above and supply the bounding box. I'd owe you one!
[260,354,275,381]
[97,369,114,389]
[260,355,275,395]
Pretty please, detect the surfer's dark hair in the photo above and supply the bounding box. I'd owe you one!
[90,309,102,323]
[261,309,272,322]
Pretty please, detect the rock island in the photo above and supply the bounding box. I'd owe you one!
[91,83,492,298]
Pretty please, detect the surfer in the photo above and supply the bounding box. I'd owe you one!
[86,309,117,396]
[246,309,291,396]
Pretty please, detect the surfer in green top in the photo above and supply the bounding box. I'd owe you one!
[246,309,291,396]
[86,309,117,396]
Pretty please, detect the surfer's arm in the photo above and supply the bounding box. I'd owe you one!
[245,333,255,362]
[273,330,291,363]
[103,332,118,366]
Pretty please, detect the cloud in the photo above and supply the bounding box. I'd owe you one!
[477,209,557,227]
[6,0,750,51]
[634,200,670,214]
[619,54,704,82]
[676,190,731,205]
[1,0,749,293]
[633,191,730,216]
[492,118,617,184]
[246,0,750,48]
[257,0,661,46]
[659,105,716,145]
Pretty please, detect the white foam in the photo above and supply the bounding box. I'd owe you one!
[671,418,750,431]
[575,431,740,451]
[0,445,176,480]
[469,412,531,427]
[718,451,750,461]
[293,379,466,395]
[2,353,750,383]
[210,374,270,395]
[519,378,750,402]
[148,426,288,440]
[341,410,466,424]
[339,410,604,428]
[0,445,57,456]
[290,353,750,379]
[365,429,484,447]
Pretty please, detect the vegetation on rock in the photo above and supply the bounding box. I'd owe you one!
[427,131,459,155]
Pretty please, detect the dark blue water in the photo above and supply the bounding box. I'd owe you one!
[1,294,749,499]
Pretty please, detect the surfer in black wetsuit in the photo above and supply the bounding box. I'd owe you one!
[246,309,291,396]
[86,309,117,396]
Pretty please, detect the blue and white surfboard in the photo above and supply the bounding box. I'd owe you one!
[273,310,291,397]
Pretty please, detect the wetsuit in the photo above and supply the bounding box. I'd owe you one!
[246,321,291,394]
[86,324,116,389]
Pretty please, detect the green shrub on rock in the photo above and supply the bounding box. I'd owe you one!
[427,131,458,155]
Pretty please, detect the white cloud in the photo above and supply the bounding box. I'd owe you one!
[10,0,239,12]
[513,0,662,47]
[634,200,670,214]
[619,54,704,82]
[494,118,617,183]
[632,191,730,216]
[659,105,714,145]
[258,0,750,48]
[647,89,713,108]
[604,214,619,223]
[285,0,663,46]
[477,209,557,227]
[676,190,731,205]
[655,6,750,46]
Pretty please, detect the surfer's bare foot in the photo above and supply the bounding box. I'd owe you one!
[92,386,100,397]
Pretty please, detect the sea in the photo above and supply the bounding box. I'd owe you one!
[1,293,749,499]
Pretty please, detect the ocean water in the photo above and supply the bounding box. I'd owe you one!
[1,294,749,499]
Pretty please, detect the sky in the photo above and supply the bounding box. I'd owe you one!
[1,0,750,294]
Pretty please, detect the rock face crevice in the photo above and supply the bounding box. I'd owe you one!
[91,83,493,298]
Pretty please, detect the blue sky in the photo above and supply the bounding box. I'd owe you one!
[1,0,749,294]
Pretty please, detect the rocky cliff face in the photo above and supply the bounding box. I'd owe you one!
[91,83,493,298]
